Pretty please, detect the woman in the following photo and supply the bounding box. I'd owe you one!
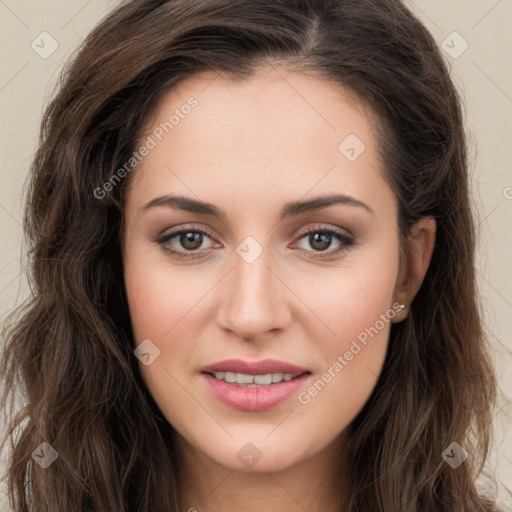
[0,0,502,510]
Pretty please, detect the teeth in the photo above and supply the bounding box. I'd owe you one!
[238,373,255,384]
[254,374,272,385]
[211,372,298,385]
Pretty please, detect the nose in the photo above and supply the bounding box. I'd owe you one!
[216,242,291,342]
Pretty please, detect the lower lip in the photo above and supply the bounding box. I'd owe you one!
[202,372,311,411]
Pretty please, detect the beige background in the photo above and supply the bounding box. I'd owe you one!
[0,0,511,509]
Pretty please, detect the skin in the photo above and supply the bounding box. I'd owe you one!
[122,65,436,512]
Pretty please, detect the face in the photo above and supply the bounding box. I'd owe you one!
[122,66,405,473]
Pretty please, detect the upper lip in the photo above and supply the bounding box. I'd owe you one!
[200,359,310,376]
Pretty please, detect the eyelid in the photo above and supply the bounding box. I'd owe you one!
[156,223,218,242]
[291,222,354,241]
[156,222,353,242]
[154,222,356,259]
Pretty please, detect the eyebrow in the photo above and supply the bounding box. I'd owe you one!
[142,192,373,219]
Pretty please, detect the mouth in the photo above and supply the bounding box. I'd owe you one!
[203,370,309,386]
[199,359,312,411]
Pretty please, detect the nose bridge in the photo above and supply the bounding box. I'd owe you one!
[218,237,288,340]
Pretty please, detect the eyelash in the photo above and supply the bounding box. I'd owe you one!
[154,224,357,260]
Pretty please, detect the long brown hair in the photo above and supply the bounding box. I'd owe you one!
[0,0,500,510]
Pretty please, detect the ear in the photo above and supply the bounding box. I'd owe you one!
[392,217,436,323]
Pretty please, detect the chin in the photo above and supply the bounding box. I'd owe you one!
[177,424,329,474]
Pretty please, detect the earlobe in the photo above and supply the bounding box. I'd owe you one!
[392,217,436,322]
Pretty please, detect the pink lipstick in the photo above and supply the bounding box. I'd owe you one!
[200,359,311,411]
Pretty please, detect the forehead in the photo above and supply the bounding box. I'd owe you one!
[125,66,395,218]
[145,65,379,148]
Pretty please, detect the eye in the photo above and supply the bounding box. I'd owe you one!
[153,223,357,260]
[154,226,218,259]
[292,225,356,258]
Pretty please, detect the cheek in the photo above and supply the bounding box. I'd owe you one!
[123,258,198,409]
[124,267,166,345]
[306,239,399,344]
[123,246,213,393]
[293,244,399,415]
[123,251,201,345]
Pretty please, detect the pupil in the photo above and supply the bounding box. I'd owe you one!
[181,232,202,250]
[310,232,331,251]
